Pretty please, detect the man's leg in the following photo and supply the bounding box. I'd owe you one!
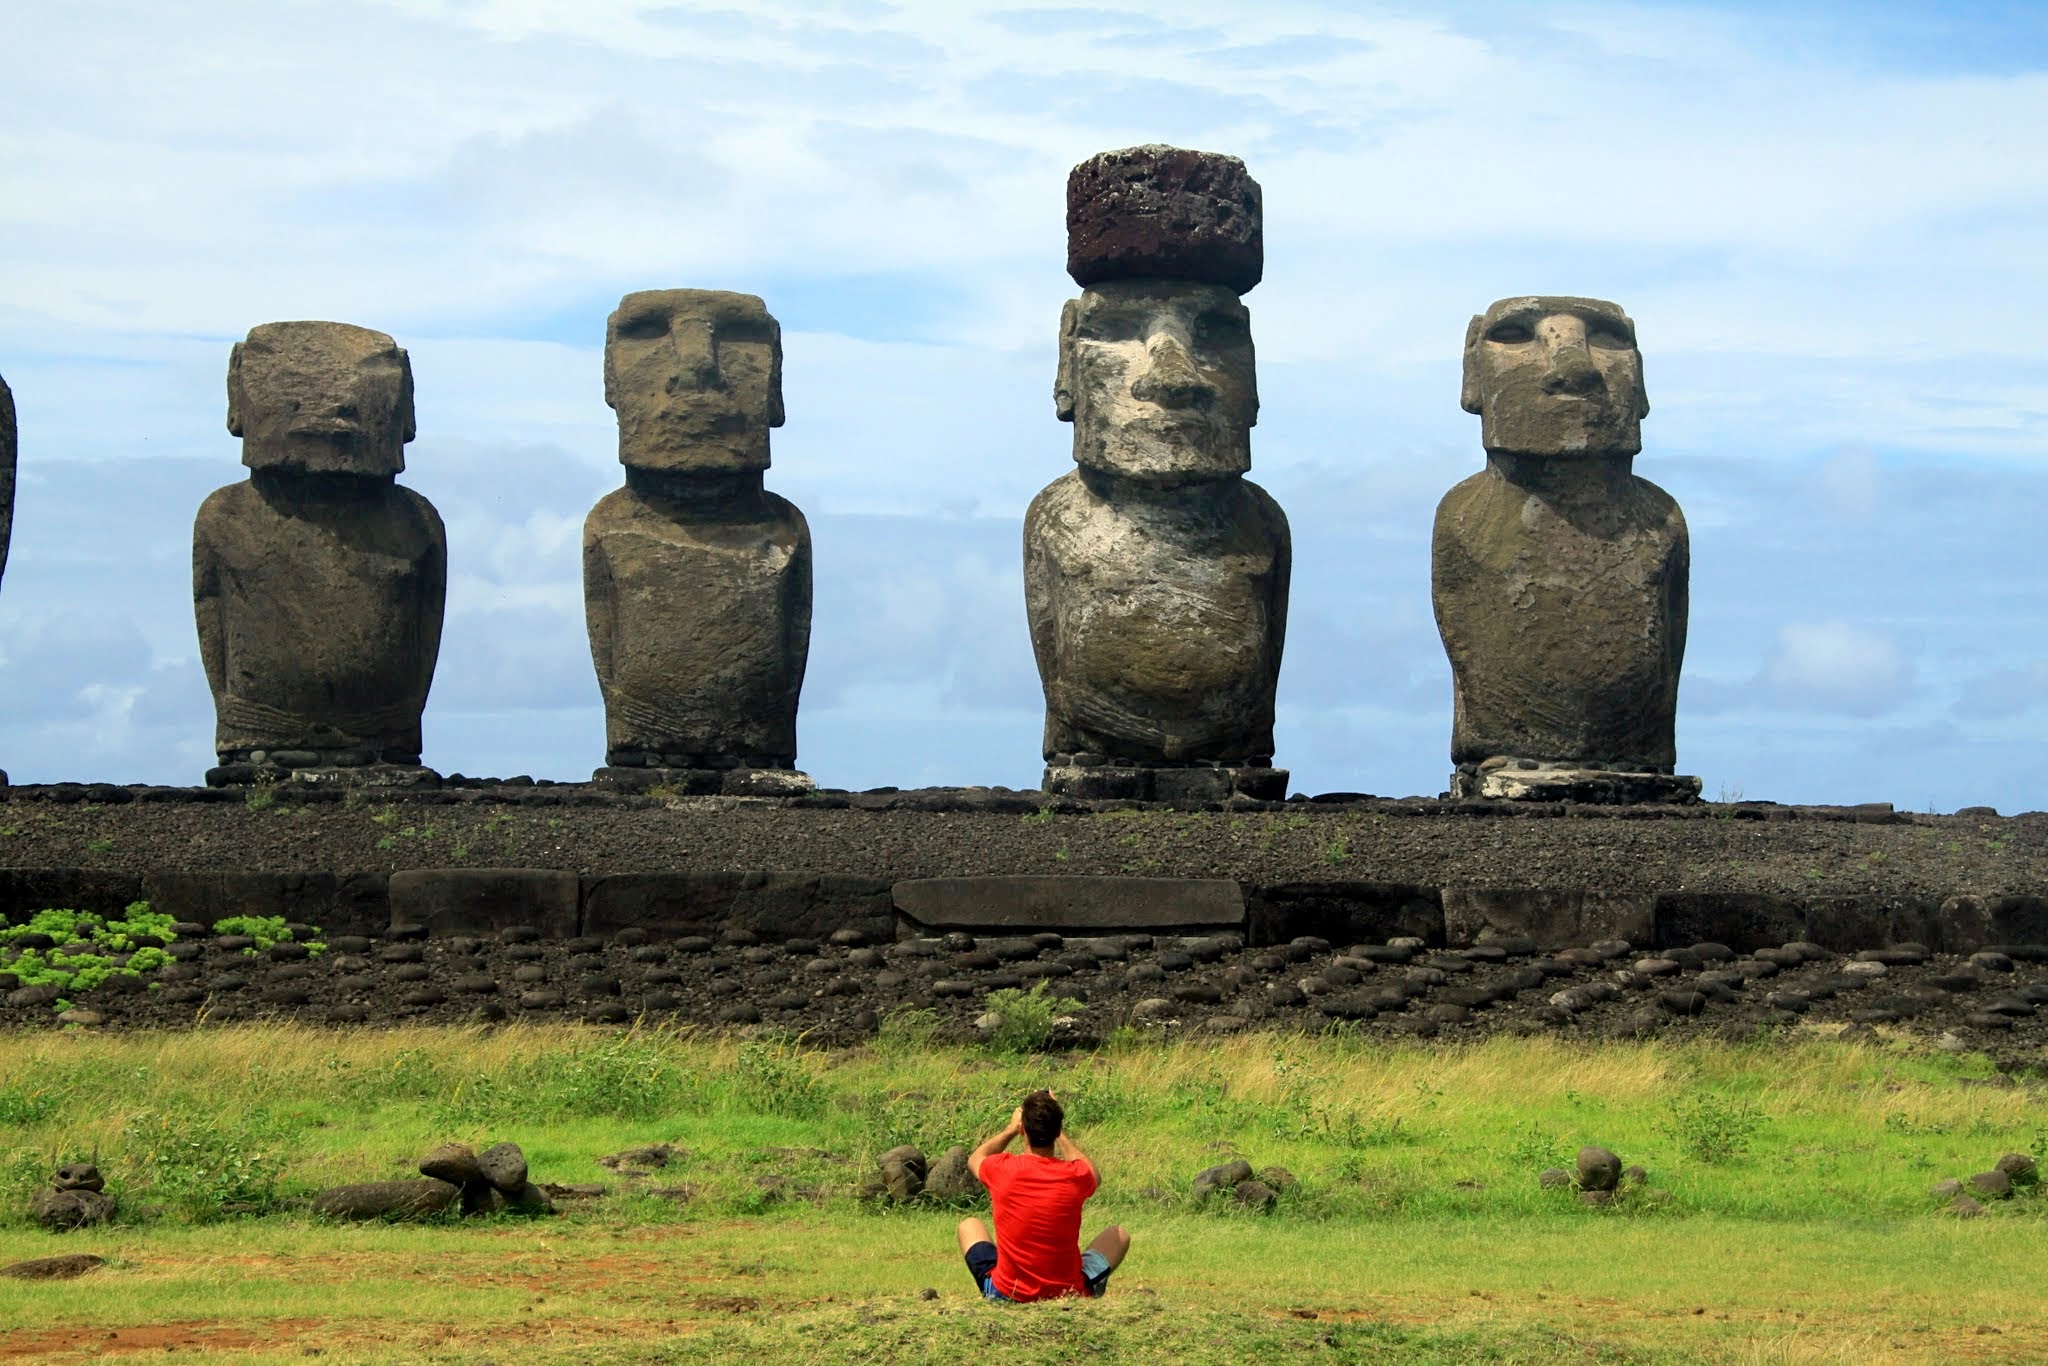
[1081,1225,1128,1296]
[957,1217,1001,1299]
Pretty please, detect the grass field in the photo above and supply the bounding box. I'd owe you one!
[1,1020,2044,1363]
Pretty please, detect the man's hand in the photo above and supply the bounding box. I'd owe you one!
[968,1103,1025,1181]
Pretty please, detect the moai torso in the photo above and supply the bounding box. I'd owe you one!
[584,290,812,773]
[192,322,446,767]
[1026,469,1286,762]
[1431,296,1692,791]
[586,473,810,764]
[196,475,445,760]
[1433,458,1686,769]
[1026,147,1289,788]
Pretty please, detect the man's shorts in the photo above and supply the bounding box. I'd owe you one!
[962,1240,1112,1302]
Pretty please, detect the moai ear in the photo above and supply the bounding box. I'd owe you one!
[1459,314,1485,415]
[1624,313,1650,418]
[1054,298,1079,422]
[226,342,246,437]
[396,348,418,444]
[767,320,786,428]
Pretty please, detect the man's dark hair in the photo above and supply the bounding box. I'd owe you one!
[1021,1090,1063,1148]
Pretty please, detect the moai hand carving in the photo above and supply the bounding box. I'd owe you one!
[192,322,446,786]
[1431,296,1699,803]
[584,290,813,796]
[1025,146,1290,803]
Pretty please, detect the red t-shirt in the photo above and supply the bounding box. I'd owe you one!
[978,1151,1099,1301]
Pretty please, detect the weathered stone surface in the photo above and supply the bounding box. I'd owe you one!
[1434,297,1690,798]
[52,1163,104,1192]
[588,291,810,773]
[1042,764,1286,802]
[880,1144,927,1202]
[923,1146,976,1201]
[1446,888,1655,950]
[1247,882,1442,948]
[1653,893,1803,955]
[1576,1146,1621,1192]
[387,869,578,938]
[584,871,892,942]
[1459,768,1702,804]
[141,870,387,939]
[419,1143,482,1185]
[893,876,1243,933]
[0,1254,105,1280]
[311,1178,458,1221]
[195,322,445,770]
[1192,1158,1253,1201]
[478,1142,529,1193]
[1066,145,1262,295]
[29,1188,115,1230]
[1030,168,1288,778]
[1937,894,2048,954]
[0,868,144,922]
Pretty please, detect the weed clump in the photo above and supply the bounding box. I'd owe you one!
[980,981,1084,1055]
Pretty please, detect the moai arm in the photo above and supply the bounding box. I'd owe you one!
[1021,489,1064,753]
[0,375,15,584]
[1257,483,1292,703]
[582,516,617,686]
[785,505,814,706]
[192,495,228,705]
[415,497,448,702]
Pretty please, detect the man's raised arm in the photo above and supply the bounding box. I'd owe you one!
[967,1106,1025,1180]
[1054,1129,1098,1184]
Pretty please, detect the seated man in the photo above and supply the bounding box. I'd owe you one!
[956,1090,1130,1302]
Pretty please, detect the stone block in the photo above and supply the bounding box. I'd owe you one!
[1246,882,1443,948]
[1042,766,1287,803]
[1937,895,2048,954]
[387,869,578,938]
[140,871,388,938]
[581,871,893,943]
[1652,892,1801,954]
[1453,768,1701,805]
[1801,895,1941,953]
[1446,888,1655,950]
[0,868,144,920]
[893,875,1244,934]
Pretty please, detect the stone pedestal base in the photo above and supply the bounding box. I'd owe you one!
[1452,764,1701,804]
[592,766,814,797]
[206,762,441,789]
[1042,764,1288,803]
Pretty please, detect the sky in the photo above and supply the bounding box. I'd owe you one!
[0,0,2044,810]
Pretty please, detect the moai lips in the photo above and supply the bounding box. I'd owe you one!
[1026,146,1291,803]
[585,289,813,795]
[193,322,446,785]
[1431,296,1698,804]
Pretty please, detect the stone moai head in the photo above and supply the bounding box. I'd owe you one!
[1461,296,1649,458]
[228,322,415,477]
[604,289,784,473]
[1056,145,1262,485]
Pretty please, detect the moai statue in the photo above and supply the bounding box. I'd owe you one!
[193,322,446,786]
[584,290,813,796]
[1025,146,1290,803]
[1431,296,1699,803]
[0,371,13,786]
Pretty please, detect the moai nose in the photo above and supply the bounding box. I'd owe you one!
[668,320,722,391]
[1541,339,1604,398]
[1130,335,1212,409]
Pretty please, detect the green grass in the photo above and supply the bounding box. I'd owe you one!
[0,1025,2044,1362]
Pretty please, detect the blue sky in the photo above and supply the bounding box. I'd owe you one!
[0,0,2044,810]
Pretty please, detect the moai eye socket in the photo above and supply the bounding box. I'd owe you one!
[1485,319,1535,345]
[1193,311,1249,352]
[1587,321,1635,350]
[1077,307,1143,345]
[715,318,775,346]
[616,312,671,342]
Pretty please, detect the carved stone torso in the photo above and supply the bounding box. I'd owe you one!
[583,482,811,764]
[1431,458,1688,771]
[1025,468,1289,763]
[193,474,446,760]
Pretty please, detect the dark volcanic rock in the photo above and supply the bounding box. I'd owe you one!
[311,1178,459,1221]
[1066,145,1263,294]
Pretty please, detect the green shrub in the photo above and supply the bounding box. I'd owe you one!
[981,981,1084,1055]
[120,1107,292,1219]
[1662,1091,1766,1163]
[210,915,322,953]
[730,1041,828,1118]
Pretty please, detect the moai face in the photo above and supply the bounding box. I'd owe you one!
[228,322,415,477]
[604,290,784,472]
[1461,296,1648,457]
[1055,280,1257,484]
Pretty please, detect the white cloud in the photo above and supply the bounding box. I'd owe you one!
[1758,621,1915,717]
